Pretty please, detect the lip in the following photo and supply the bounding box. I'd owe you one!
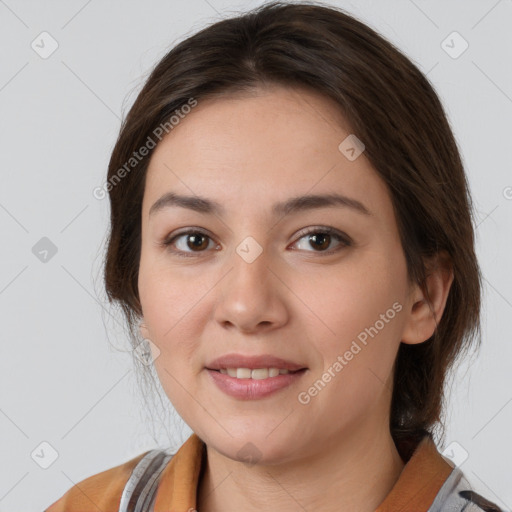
[206,368,307,400]
[206,353,306,372]
[205,353,308,400]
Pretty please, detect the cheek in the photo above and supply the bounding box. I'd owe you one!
[138,266,206,421]
[138,250,204,337]
[137,252,226,385]
[300,246,408,378]
[294,259,406,430]
[308,257,404,330]
[137,260,200,372]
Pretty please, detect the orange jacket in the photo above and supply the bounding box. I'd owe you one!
[44,433,502,511]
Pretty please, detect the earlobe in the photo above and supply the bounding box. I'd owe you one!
[139,320,149,340]
[401,251,454,345]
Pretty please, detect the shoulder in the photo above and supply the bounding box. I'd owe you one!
[44,450,155,512]
[429,466,504,512]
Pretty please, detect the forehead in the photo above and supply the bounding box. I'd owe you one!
[142,85,388,219]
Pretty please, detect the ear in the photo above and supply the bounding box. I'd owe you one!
[401,251,454,345]
[139,320,150,340]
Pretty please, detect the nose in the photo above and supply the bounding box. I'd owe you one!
[213,245,289,334]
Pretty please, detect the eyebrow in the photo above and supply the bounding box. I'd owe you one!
[149,191,372,218]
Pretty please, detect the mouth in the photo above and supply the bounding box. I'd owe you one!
[205,367,308,400]
[208,367,307,380]
[206,353,307,373]
[205,353,308,399]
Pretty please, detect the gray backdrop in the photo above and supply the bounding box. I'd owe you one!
[0,0,511,510]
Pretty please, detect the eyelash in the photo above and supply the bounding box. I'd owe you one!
[159,226,352,258]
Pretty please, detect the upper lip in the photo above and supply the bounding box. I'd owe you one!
[206,353,306,371]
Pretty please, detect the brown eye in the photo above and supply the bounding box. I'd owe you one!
[184,233,210,251]
[163,230,217,257]
[162,226,351,258]
[307,233,331,251]
[292,227,352,254]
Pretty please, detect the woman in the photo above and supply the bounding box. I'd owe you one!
[45,2,504,511]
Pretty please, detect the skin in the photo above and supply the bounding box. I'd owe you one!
[138,84,453,512]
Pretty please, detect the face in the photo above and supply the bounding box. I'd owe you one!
[138,85,416,464]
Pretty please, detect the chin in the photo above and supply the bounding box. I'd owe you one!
[206,430,299,466]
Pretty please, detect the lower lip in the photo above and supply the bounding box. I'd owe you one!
[206,368,307,400]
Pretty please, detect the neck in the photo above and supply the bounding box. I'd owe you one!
[196,423,405,512]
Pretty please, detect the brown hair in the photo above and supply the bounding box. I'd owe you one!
[103,0,481,452]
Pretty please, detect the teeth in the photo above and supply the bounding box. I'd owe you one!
[237,368,251,379]
[219,368,291,379]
